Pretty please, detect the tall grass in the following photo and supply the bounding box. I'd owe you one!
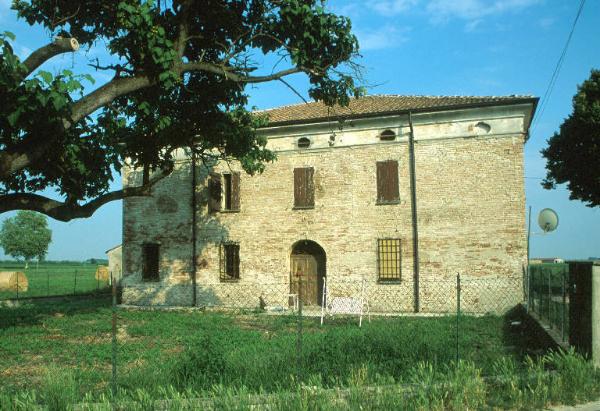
[3,351,596,410]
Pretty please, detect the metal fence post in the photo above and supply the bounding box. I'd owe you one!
[47,270,50,297]
[16,272,19,300]
[297,275,303,383]
[73,269,78,295]
[547,268,551,323]
[562,270,567,342]
[456,273,461,363]
[111,272,117,399]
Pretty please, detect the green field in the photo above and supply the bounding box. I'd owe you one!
[1,299,598,409]
[0,299,534,396]
[0,263,110,300]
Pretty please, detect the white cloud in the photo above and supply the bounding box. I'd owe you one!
[427,0,541,24]
[368,0,419,15]
[356,25,410,51]
[538,17,555,28]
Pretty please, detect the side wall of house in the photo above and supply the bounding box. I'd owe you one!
[121,105,528,312]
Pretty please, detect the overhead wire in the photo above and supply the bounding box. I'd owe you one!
[531,0,586,132]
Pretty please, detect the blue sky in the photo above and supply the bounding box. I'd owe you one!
[0,0,599,260]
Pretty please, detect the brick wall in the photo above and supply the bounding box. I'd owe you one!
[122,106,527,313]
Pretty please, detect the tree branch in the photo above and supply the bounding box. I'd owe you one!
[3,61,302,177]
[69,75,153,125]
[179,62,301,83]
[0,167,171,222]
[174,0,194,57]
[21,37,80,79]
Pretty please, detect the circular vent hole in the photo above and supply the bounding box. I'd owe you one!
[297,137,311,149]
[380,129,396,141]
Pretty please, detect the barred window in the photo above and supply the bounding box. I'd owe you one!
[377,239,401,282]
[142,243,160,281]
[220,242,240,281]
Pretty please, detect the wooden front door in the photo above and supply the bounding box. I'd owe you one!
[290,254,318,305]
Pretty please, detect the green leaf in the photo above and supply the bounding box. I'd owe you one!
[38,70,53,84]
[83,74,96,85]
[3,31,16,41]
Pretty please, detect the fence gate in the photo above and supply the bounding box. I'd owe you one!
[568,262,593,357]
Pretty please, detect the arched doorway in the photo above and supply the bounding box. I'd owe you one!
[290,240,326,306]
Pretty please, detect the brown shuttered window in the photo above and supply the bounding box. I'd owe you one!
[294,167,315,209]
[377,238,401,282]
[208,173,222,212]
[142,243,160,281]
[376,160,399,204]
[220,242,240,281]
[222,172,240,211]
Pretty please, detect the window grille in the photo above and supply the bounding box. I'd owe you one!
[220,242,240,281]
[377,238,401,282]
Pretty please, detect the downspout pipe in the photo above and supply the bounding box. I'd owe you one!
[408,112,420,313]
[191,150,197,307]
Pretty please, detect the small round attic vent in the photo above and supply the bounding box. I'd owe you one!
[297,137,311,149]
[379,129,396,141]
[475,122,491,133]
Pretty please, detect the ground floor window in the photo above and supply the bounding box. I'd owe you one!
[142,243,160,281]
[220,242,240,281]
[377,238,401,282]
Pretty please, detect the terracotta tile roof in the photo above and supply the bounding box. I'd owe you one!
[260,95,537,126]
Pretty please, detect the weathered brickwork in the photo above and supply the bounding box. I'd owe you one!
[122,101,532,313]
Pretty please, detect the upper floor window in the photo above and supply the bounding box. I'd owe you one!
[208,172,240,212]
[294,167,315,209]
[142,243,160,281]
[297,137,311,149]
[376,160,399,204]
[379,129,396,141]
[220,242,240,281]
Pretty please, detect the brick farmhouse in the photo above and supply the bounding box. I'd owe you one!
[121,95,538,313]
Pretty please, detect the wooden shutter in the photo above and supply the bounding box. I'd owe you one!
[231,172,240,211]
[208,173,222,212]
[376,160,399,203]
[294,167,314,208]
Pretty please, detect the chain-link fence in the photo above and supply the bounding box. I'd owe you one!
[121,274,523,317]
[528,263,569,343]
[0,266,113,300]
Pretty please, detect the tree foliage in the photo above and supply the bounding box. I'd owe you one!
[0,0,363,221]
[542,69,600,207]
[0,211,52,266]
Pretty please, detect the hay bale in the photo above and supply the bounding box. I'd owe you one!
[0,272,28,292]
[95,266,110,281]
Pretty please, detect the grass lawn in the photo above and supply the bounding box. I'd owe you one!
[0,298,539,399]
[0,263,109,300]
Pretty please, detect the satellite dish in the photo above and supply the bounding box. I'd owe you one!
[538,208,559,233]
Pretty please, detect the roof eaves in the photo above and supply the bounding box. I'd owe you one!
[260,97,539,128]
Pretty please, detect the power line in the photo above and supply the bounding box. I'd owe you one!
[532,0,586,132]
